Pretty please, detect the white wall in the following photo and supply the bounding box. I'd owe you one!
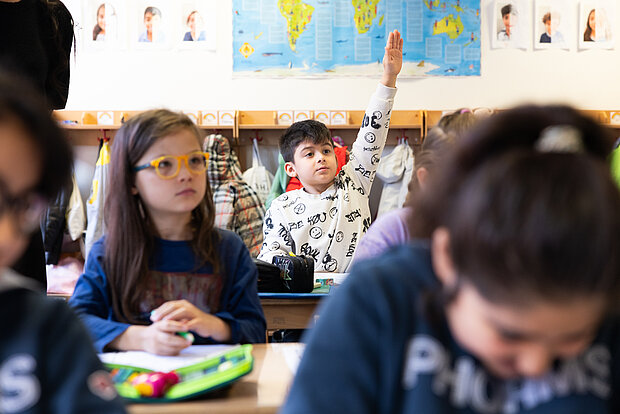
[65,0,620,112]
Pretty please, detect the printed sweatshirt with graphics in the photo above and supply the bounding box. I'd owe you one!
[257,83,397,272]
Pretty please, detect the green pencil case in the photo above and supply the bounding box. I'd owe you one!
[105,344,254,403]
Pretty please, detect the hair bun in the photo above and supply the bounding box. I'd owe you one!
[535,125,584,153]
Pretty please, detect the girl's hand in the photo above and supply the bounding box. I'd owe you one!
[109,321,191,356]
[151,300,232,342]
[140,320,193,356]
[382,29,403,88]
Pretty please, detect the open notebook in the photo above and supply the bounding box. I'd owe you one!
[99,344,253,403]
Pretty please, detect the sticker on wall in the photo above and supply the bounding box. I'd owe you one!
[579,1,615,50]
[492,0,528,50]
[534,0,570,50]
[218,111,235,126]
[294,111,312,122]
[97,111,114,125]
[183,111,201,124]
[277,111,294,125]
[201,111,218,125]
[330,111,347,126]
[177,0,217,51]
[314,111,330,125]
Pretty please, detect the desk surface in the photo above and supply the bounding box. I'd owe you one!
[128,343,301,414]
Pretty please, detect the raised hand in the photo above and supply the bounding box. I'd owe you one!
[382,29,403,88]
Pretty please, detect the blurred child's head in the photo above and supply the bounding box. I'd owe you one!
[412,105,620,379]
[408,109,479,205]
[0,71,72,267]
[280,120,338,194]
[106,110,219,322]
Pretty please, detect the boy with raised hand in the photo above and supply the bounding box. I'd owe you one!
[257,30,403,273]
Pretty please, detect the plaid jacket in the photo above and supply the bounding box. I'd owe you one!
[204,134,265,257]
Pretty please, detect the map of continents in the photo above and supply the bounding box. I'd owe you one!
[233,0,480,77]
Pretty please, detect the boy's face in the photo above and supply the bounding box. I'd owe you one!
[432,228,605,380]
[0,118,42,267]
[285,140,338,194]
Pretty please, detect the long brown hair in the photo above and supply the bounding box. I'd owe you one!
[105,109,220,324]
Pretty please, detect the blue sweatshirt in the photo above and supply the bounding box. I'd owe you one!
[70,229,266,352]
[0,270,126,413]
[282,241,620,414]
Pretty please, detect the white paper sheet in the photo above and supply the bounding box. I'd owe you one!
[98,344,236,372]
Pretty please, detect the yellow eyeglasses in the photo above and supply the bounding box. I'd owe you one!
[134,151,209,179]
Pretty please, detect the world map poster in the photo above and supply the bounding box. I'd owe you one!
[233,0,481,77]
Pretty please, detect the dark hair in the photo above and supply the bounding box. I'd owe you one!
[93,4,105,40]
[542,12,551,24]
[105,109,219,324]
[0,70,72,199]
[38,0,75,109]
[279,120,332,163]
[584,9,595,41]
[410,105,620,308]
[501,4,512,17]
[144,6,162,18]
[187,10,199,25]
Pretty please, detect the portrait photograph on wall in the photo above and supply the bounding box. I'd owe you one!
[579,1,615,49]
[534,0,570,50]
[132,1,172,49]
[83,0,127,51]
[492,0,528,50]
[178,0,217,51]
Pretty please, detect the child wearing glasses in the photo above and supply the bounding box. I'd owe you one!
[0,71,126,412]
[70,109,266,355]
[282,106,620,413]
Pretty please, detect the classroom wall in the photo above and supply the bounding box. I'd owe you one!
[65,0,620,112]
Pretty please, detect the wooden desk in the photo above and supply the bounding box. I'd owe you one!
[49,291,330,331]
[128,343,301,414]
[259,292,328,331]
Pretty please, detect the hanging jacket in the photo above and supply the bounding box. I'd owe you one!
[85,140,110,261]
[375,141,414,217]
[204,134,265,257]
[265,154,289,210]
[66,173,86,241]
[242,138,274,205]
[42,175,72,265]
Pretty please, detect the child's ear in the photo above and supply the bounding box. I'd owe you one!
[431,227,458,288]
[416,167,429,190]
[284,161,297,178]
[131,186,139,195]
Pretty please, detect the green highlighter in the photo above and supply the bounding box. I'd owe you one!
[176,331,195,343]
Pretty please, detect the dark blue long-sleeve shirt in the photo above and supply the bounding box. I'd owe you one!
[70,229,266,352]
[282,241,620,414]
